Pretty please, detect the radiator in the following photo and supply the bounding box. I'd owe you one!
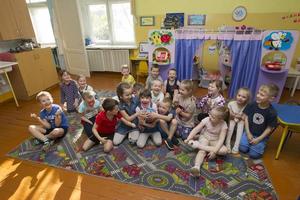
[87,49,130,72]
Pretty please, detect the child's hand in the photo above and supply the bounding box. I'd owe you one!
[30,113,37,118]
[62,103,67,111]
[208,151,216,159]
[184,138,190,144]
[55,109,62,116]
[250,137,260,145]
[165,93,171,98]
[176,107,182,115]
[247,133,254,142]
[100,137,108,144]
[130,123,136,128]
[73,99,79,108]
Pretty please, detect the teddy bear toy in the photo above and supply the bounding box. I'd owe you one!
[188,140,201,149]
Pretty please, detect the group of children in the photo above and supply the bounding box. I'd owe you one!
[29,65,279,176]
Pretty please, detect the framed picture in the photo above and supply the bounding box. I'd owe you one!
[232,6,247,21]
[188,15,206,26]
[166,13,184,28]
[140,16,155,26]
[139,42,148,53]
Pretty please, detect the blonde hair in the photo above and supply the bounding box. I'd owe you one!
[82,90,96,99]
[121,64,130,72]
[77,74,86,81]
[211,106,229,120]
[162,97,172,107]
[259,84,279,98]
[181,80,193,92]
[237,87,251,103]
[36,91,53,103]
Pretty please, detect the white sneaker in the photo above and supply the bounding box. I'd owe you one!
[232,146,239,154]
[190,166,200,177]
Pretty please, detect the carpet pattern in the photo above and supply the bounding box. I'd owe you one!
[7,91,278,199]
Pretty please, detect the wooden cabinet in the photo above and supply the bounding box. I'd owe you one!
[9,48,59,100]
[0,0,35,40]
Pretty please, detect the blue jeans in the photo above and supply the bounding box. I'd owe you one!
[239,132,268,159]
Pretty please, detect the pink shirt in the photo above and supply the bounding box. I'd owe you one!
[199,117,228,141]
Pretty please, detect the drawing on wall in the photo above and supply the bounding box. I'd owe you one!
[263,31,293,50]
[164,13,184,29]
[148,30,174,46]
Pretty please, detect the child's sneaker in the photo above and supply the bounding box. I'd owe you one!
[231,146,239,154]
[42,140,54,152]
[190,166,200,177]
[171,137,179,146]
[33,138,43,145]
[164,139,174,150]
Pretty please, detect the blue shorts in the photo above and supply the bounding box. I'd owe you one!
[239,132,268,155]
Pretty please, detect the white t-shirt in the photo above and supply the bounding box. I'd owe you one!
[151,91,164,104]
[78,99,101,119]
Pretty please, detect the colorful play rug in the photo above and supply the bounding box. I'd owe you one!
[7,113,277,200]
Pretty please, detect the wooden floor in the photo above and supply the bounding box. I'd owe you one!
[0,72,299,200]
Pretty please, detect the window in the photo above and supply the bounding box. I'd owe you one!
[26,0,56,45]
[82,0,135,46]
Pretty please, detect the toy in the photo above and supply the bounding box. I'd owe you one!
[188,140,200,149]
[152,47,170,65]
[264,61,283,71]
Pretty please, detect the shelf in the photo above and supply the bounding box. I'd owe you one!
[260,67,288,74]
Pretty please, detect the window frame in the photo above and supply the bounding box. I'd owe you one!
[27,0,56,46]
[82,0,136,46]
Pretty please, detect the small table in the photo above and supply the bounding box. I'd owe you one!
[287,67,300,97]
[0,61,19,107]
[272,103,300,159]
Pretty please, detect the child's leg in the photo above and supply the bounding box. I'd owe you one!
[82,138,96,151]
[239,132,250,154]
[248,139,267,159]
[151,131,162,146]
[232,121,244,153]
[169,119,178,139]
[191,138,209,176]
[128,130,139,144]
[47,128,65,139]
[225,120,236,151]
[28,125,48,142]
[113,132,126,145]
[137,133,150,148]
[103,140,113,153]
[159,120,170,137]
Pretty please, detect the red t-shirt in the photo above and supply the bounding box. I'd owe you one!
[95,111,122,135]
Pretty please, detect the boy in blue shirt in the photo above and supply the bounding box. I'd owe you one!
[239,84,279,159]
[29,91,68,151]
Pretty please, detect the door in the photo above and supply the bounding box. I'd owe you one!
[53,0,90,77]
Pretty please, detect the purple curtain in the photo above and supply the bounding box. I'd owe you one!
[175,39,203,80]
[228,40,262,99]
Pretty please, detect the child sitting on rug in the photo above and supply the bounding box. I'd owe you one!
[78,90,101,151]
[29,91,69,152]
[185,106,228,176]
[149,97,178,150]
[77,75,94,98]
[60,70,80,112]
[225,87,251,154]
[113,82,140,145]
[239,84,278,159]
[164,68,180,100]
[145,64,163,90]
[121,64,136,86]
[196,80,226,123]
[136,89,162,148]
[84,98,133,152]
[151,79,164,104]
[173,80,196,140]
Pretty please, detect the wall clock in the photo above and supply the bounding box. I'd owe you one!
[232,6,247,22]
